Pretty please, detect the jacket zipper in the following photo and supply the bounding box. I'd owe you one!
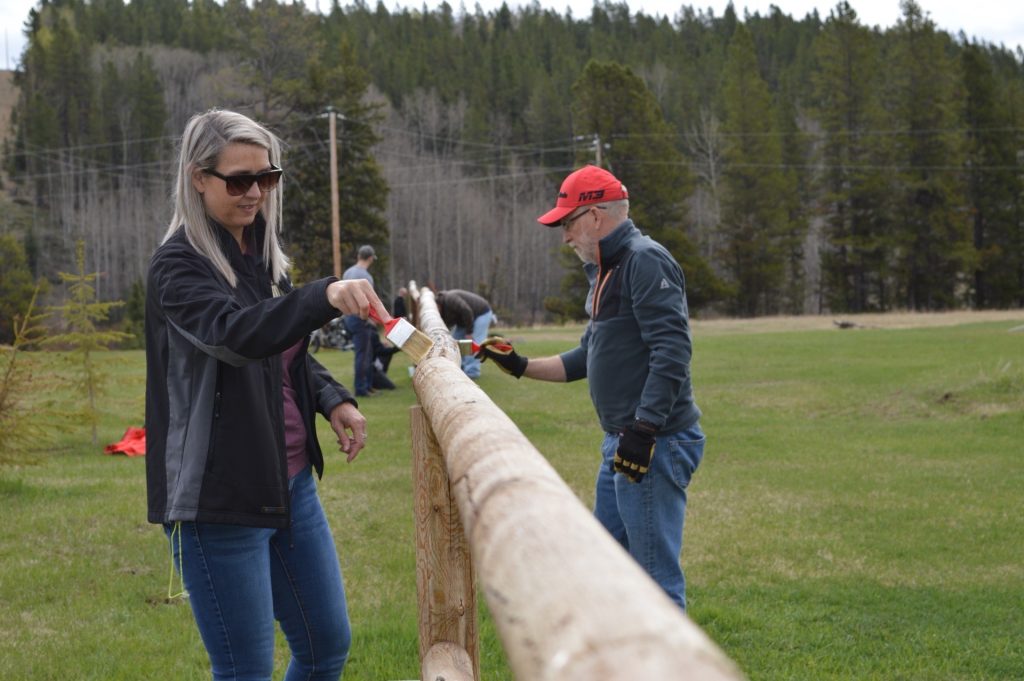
[592,266,614,320]
[205,365,223,473]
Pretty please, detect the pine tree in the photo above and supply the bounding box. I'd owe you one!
[125,51,168,166]
[233,0,322,122]
[886,0,971,309]
[719,24,794,315]
[810,2,894,311]
[43,242,131,445]
[179,0,231,52]
[570,59,724,307]
[282,38,389,285]
[775,75,811,313]
[1008,74,1024,306]
[123,279,146,350]
[961,42,1022,307]
[0,284,49,464]
[0,235,45,345]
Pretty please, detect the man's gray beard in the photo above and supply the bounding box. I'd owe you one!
[574,248,595,265]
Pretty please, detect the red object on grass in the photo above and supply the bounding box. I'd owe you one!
[104,427,146,456]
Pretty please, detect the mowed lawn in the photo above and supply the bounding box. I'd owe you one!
[1,317,1022,680]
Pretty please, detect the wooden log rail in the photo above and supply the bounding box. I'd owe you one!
[407,282,745,681]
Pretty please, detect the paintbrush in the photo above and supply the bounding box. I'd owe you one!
[368,308,434,363]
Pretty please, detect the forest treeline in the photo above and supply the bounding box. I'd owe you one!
[2,0,1023,337]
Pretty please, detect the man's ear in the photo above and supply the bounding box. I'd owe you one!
[190,166,207,194]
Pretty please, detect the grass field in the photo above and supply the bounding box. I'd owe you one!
[1,315,1022,680]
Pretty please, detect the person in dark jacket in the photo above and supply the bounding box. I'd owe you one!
[392,286,409,320]
[475,165,704,611]
[436,288,494,379]
[145,109,391,681]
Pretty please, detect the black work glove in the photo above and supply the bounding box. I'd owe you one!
[614,419,658,483]
[474,336,528,378]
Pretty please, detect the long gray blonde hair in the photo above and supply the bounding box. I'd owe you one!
[164,109,289,287]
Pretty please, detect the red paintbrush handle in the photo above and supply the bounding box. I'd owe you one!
[367,307,396,333]
[474,340,512,353]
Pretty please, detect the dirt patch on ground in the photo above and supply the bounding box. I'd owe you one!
[692,309,1024,335]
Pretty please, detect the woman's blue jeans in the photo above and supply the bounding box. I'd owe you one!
[165,467,351,680]
[594,423,705,611]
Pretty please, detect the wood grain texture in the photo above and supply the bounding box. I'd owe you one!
[412,404,479,680]
[421,641,475,681]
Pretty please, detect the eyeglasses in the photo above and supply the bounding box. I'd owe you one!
[559,205,606,230]
[204,165,283,196]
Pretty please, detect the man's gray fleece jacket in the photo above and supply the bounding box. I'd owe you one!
[559,220,701,435]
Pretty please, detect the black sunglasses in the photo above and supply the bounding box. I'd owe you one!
[204,165,283,196]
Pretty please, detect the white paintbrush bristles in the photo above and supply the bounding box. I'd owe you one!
[384,317,433,363]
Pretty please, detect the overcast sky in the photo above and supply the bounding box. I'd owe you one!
[3,0,1022,71]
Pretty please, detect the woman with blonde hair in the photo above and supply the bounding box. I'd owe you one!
[145,109,389,680]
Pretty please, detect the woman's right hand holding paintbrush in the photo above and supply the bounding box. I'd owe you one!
[326,279,391,322]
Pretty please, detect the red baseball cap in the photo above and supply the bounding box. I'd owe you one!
[537,165,629,226]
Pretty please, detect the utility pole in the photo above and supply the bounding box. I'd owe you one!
[577,133,607,167]
[327,107,342,278]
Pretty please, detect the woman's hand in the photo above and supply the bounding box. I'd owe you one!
[326,280,391,322]
[329,401,367,462]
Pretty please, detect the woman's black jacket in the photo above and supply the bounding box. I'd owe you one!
[145,220,354,529]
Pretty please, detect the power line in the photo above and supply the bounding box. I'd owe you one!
[614,126,1024,140]
[386,166,573,189]
[8,108,1022,199]
[15,134,176,154]
[16,102,1021,175]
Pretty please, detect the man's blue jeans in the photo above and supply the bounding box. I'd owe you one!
[594,423,705,611]
[452,310,494,379]
[343,315,374,395]
[165,468,351,680]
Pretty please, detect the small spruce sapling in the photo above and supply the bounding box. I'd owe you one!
[43,242,131,445]
[0,284,48,463]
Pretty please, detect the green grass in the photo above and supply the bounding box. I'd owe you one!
[1,320,1022,679]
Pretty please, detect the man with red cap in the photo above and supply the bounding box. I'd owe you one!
[476,165,704,611]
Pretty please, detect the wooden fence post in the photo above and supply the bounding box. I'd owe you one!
[411,404,479,681]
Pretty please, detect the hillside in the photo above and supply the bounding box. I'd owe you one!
[6,1,1024,314]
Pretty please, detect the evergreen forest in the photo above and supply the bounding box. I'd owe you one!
[3,0,1024,328]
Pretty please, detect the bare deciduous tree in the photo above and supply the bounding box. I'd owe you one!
[685,107,724,265]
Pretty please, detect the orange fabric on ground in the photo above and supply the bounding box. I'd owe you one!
[104,427,146,456]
